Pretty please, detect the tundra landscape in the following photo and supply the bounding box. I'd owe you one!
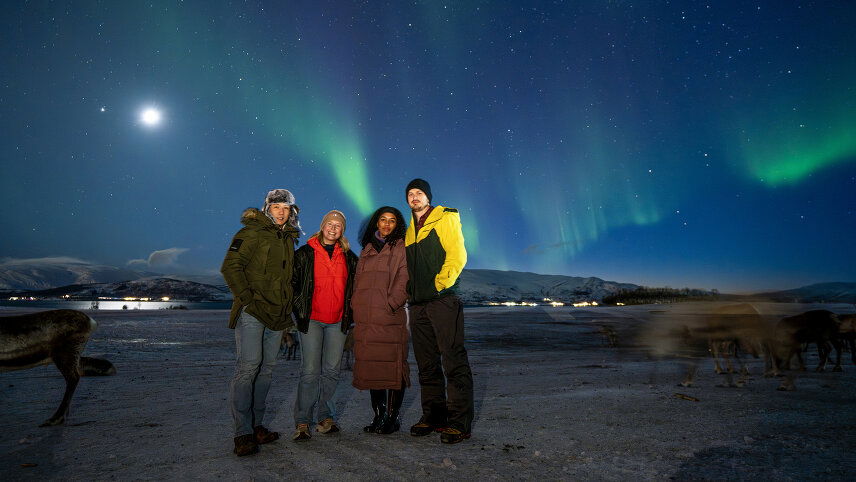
[1,303,854,480]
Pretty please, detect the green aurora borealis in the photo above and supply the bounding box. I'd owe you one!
[2,1,854,290]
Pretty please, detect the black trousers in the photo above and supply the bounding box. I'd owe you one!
[410,295,474,432]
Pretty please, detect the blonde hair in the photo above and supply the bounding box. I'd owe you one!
[310,232,350,252]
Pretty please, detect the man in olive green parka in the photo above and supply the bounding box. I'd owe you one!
[221,189,300,456]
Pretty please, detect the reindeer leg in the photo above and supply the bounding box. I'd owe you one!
[763,343,776,378]
[816,341,830,372]
[42,348,82,426]
[795,350,806,371]
[735,351,750,387]
[711,341,725,374]
[831,339,843,372]
[849,338,856,365]
[777,373,796,391]
[680,361,697,387]
[717,347,737,387]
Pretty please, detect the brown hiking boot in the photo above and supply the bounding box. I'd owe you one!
[410,419,445,437]
[233,434,259,456]
[292,423,312,441]
[315,417,340,434]
[440,427,471,444]
[253,425,280,444]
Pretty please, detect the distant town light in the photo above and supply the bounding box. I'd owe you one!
[161,296,170,301]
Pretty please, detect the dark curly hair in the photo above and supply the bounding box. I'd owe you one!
[359,206,407,248]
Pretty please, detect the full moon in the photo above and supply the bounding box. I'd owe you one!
[140,107,162,126]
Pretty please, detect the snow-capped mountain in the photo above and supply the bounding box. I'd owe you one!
[0,257,226,292]
[19,277,231,301]
[457,269,639,303]
[0,257,152,291]
[754,282,856,304]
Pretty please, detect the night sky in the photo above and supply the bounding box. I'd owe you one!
[2,1,854,292]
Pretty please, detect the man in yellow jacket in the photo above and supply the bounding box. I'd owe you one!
[404,178,473,444]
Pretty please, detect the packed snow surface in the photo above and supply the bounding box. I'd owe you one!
[1,304,854,480]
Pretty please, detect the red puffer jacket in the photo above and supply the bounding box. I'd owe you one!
[309,236,348,323]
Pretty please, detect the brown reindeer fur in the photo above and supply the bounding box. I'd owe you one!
[681,303,771,388]
[1,310,112,426]
[772,310,842,391]
[838,314,856,365]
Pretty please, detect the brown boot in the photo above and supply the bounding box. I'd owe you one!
[233,434,259,456]
[254,425,280,444]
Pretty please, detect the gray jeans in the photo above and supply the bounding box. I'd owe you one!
[293,320,347,425]
[230,310,283,437]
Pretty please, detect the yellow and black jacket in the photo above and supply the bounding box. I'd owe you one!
[404,205,467,304]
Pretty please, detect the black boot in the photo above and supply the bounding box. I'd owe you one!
[375,388,405,435]
[363,389,387,433]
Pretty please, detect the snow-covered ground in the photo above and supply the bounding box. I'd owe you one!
[1,304,854,480]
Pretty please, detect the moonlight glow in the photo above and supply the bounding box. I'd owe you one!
[140,108,162,126]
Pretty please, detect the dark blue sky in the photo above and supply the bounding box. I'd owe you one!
[1,1,854,292]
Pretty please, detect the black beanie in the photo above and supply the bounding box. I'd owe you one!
[405,178,432,203]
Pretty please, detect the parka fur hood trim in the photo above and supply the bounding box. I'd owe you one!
[241,207,266,223]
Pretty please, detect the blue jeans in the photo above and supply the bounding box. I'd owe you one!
[230,310,283,437]
[293,320,347,425]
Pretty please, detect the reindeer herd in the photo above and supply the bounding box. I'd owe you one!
[642,303,856,391]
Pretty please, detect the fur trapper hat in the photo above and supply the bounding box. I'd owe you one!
[263,188,301,231]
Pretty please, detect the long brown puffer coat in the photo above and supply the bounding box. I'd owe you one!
[350,239,410,390]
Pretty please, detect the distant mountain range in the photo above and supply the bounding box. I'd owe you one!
[0,257,153,291]
[751,282,856,304]
[14,277,230,301]
[1,259,853,304]
[0,258,224,291]
[457,269,639,303]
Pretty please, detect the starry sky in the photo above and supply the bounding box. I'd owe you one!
[1,1,854,292]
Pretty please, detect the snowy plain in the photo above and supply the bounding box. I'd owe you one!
[1,303,855,481]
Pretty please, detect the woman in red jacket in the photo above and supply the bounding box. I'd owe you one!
[291,210,358,441]
[350,206,410,434]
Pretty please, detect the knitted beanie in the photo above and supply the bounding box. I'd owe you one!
[320,210,346,231]
[405,178,432,203]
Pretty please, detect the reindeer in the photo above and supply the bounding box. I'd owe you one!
[281,328,300,361]
[79,356,117,376]
[341,329,355,370]
[680,303,772,388]
[837,314,856,365]
[770,310,842,391]
[1,310,114,426]
[598,325,619,347]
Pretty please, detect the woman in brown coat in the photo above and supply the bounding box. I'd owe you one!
[350,206,410,434]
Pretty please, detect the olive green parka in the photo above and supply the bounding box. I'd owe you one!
[221,208,299,330]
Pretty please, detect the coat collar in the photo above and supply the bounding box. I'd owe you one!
[406,205,446,244]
